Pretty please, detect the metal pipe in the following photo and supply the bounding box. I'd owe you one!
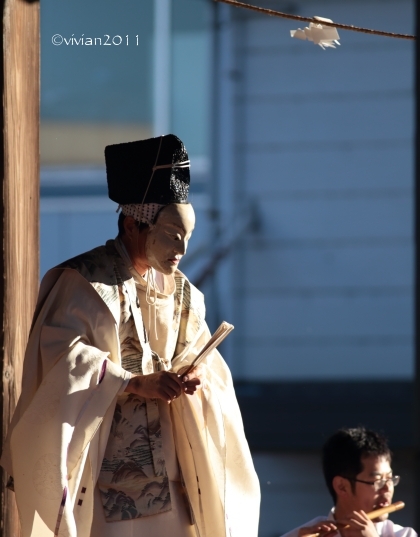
[153,0,171,136]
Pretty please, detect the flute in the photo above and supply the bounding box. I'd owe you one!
[366,501,405,520]
[305,502,405,537]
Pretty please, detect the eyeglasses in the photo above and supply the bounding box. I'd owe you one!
[345,475,400,492]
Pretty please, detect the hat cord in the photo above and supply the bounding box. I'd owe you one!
[140,135,164,207]
[152,159,190,171]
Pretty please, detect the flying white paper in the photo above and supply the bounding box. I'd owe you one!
[290,16,340,49]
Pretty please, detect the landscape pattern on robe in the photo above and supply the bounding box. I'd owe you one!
[98,393,171,521]
[97,285,171,522]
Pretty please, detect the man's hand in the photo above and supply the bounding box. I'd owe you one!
[298,522,338,537]
[125,370,202,402]
[178,364,205,394]
[125,372,185,402]
[338,511,379,537]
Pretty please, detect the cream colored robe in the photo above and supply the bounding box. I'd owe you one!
[1,241,260,537]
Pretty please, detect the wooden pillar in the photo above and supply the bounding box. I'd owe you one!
[0,0,39,535]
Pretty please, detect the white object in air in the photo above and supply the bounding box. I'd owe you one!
[290,16,340,49]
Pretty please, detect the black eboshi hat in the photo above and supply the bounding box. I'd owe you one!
[105,134,190,205]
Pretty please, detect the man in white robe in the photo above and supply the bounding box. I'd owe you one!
[282,428,415,537]
[1,135,260,537]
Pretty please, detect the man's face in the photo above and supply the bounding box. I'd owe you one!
[347,455,395,521]
[145,203,195,275]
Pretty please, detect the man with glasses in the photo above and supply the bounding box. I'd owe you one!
[282,427,416,537]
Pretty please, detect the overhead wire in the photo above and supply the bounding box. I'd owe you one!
[214,0,416,40]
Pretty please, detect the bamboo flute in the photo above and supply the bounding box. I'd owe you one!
[305,502,405,537]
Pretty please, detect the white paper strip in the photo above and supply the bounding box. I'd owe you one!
[291,16,340,49]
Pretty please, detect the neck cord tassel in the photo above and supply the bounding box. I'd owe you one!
[145,268,158,341]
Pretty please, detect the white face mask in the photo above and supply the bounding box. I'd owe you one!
[145,203,195,275]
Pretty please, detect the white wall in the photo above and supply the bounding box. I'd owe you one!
[220,0,414,380]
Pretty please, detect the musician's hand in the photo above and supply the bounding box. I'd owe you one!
[125,372,184,402]
[338,511,378,537]
[298,522,338,537]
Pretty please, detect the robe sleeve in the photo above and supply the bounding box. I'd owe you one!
[4,269,131,537]
[171,323,261,537]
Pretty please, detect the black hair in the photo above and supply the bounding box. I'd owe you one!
[322,427,391,504]
[117,212,150,237]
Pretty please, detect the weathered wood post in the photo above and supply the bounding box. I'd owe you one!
[0,0,39,535]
